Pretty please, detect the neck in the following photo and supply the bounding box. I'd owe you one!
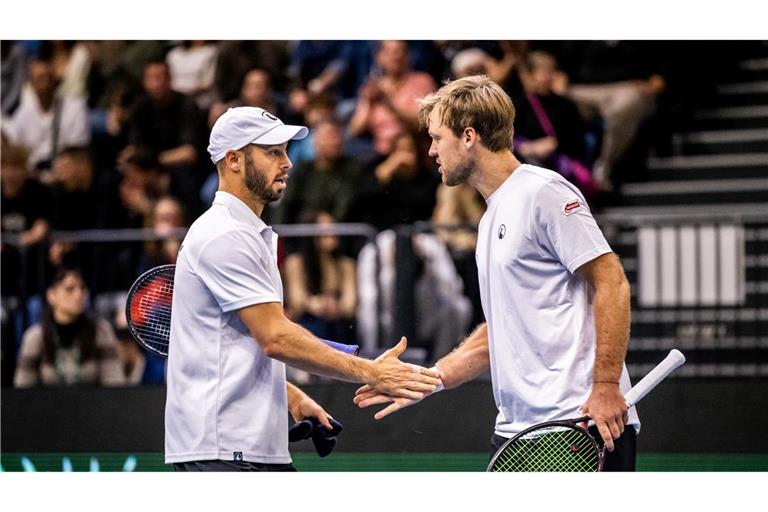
[37,92,55,112]
[467,150,522,200]
[53,310,77,325]
[218,180,265,217]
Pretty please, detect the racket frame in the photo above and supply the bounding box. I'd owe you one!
[125,264,177,357]
[487,416,604,472]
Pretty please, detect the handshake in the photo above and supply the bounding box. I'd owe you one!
[291,336,445,457]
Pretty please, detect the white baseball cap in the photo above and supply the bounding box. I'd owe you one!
[207,106,309,164]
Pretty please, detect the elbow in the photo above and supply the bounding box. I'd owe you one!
[261,330,293,359]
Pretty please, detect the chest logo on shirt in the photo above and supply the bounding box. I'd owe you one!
[563,199,582,216]
[498,224,506,239]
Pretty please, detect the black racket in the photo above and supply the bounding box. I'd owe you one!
[487,349,686,472]
[126,264,360,357]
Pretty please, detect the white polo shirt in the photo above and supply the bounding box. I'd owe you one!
[165,191,290,464]
[476,164,640,437]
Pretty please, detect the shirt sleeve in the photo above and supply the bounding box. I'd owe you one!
[195,228,281,312]
[534,179,612,274]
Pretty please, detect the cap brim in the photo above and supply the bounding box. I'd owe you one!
[252,124,309,145]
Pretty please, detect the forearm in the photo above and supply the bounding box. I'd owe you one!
[592,279,631,383]
[435,323,490,389]
[286,381,310,419]
[266,320,373,383]
[348,101,371,136]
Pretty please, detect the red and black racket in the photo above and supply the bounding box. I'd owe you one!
[487,349,686,472]
[125,264,360,357]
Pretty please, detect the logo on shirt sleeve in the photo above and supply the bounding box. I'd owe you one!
[562,199,582,216]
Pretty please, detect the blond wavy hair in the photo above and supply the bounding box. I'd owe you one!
[418,75,515,152]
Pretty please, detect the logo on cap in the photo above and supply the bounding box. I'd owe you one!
[262,111,278,121]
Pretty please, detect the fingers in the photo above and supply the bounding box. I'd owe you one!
[596,421,615,452]
[381,336,407,359]
[356,395,395,409]
[419,366,440,379]
[316,411,333,431]
[355,384,372,396]
[374,402,404,420]
[353,389,384,405]
[390,388,425,401]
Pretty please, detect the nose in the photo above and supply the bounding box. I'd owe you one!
[428,141,438,158]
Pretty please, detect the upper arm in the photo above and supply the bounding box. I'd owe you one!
[535,180,611,273]
[196,229,281,313]
[576,252,629,292]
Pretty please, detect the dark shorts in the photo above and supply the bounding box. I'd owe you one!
[490,425,637,472]
[173,459,297,472]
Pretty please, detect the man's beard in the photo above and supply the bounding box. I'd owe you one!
[244,152,283,203]
[443,159,473,187]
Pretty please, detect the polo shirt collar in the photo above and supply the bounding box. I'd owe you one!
[212,191,270,233]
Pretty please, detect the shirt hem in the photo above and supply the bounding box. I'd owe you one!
[566,245,612,274]
[220,295,282,313]
[165,451,293,464]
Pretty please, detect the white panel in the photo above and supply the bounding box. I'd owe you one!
[718,225,745,305]
[698,225,718,306]
[659,227,678,306]
[638,227,658,307]
[679,227,698,306]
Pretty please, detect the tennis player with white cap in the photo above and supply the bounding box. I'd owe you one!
[165,106,440,471]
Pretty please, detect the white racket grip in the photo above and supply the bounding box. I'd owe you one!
[624,349,686,408]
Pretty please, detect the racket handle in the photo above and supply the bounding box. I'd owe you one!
[624,349,685,408]
[320,338,360,356]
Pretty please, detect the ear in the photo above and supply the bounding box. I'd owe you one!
[224,149,242,172]
[463,127,478,149]
[46,288,55,307]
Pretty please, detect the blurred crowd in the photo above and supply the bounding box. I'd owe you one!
[1,40,709,387]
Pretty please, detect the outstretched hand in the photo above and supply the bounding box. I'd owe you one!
[353,383,425,420]
[369,337,441,400]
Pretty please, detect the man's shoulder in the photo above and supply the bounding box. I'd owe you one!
[184,207,266,257]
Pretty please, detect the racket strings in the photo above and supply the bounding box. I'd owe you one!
[492,426,599,472]
[128,269,175,355]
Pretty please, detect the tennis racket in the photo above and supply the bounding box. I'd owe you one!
[487,349,686,472]
[125,264,360,357]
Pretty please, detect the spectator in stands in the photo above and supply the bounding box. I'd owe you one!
[38,40,92,100]
[13,268,125,387]
[139,196,187,271]
[549,41,667,190]
[166,41,218,109]
[284,211,358,345]
[351,130,441,231]
[432,182,486,328]
[117,146,172,222]
[112,294,166,385]
[1,41,30,116]
[48,147,104,269]
[514,51,597,197]
[1,142,51,300]
[285,93,338,166]
[274,119,362,229]
[1,58,90,172]
[207,68,286,128]
[123,59,205,216]
[212,41,290,105]
[348,40,437,156]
